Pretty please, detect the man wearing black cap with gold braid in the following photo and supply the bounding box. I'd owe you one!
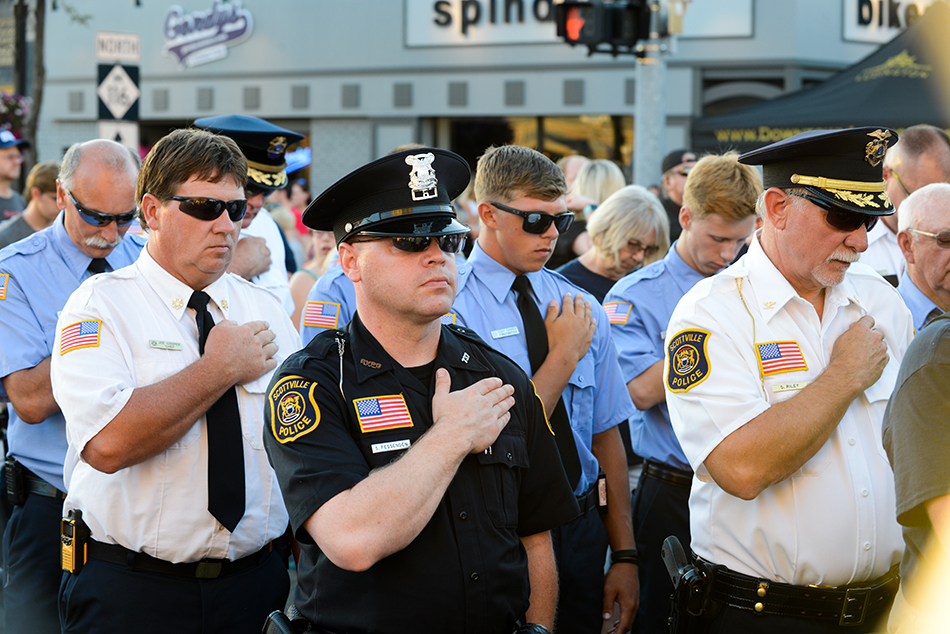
[663,127,913,633]
[263,148,579,634]
[195,114,304,313]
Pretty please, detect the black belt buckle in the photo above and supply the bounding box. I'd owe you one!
[196,561,222,579]
[839,586,871,626]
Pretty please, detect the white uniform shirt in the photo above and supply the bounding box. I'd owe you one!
[665,236,912,586]
[51,246,301,563]
[858,220,904,282]
[241,209,294,314]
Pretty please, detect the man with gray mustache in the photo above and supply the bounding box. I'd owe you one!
[664,128,913,633]
[0,139,144,634]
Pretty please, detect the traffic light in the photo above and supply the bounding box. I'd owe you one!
[555,1,653,55]
[555,2,606,46]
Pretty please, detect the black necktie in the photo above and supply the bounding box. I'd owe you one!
[188,290,245,532]
[512,275,582,489]
[87,258,108,275]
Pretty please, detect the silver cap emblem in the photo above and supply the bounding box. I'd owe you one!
[405,153,438,201]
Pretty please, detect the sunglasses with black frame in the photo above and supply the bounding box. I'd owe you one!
[489,201,575,235]
[789,192,878,233]
[169,196,248,223]
[65,187,138,227]
[349,233,467,254]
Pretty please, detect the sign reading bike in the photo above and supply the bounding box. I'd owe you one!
[97,64,140,121]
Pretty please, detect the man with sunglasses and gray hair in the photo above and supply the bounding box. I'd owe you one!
[263,147,578,634]
[50,128,299,633]
[0,139,144,634]
[452,144,639,634]
[664,128,913,633]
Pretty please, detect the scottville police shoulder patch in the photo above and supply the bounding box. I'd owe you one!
[269,375,321,444]
[666,329,711,393]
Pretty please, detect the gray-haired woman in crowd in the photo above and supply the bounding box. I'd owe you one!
[557,185,670,303]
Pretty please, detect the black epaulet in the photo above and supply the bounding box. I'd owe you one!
[303,328,347,360]
[446,323,491,346]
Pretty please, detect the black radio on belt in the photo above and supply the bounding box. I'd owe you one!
[61,509,90,574]
[4,456,26,506]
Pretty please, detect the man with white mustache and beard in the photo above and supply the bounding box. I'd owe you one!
[663,128,913,634]
[0,139,144,634]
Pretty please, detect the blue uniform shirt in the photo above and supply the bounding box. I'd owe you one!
[453,241,635,495]
[897,271,942,332]
[604,243,704,471]
[299,260,356,346]
[0,214,145,491]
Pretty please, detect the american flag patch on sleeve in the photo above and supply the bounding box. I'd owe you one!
[303,301,340,328]
[756,341,808,376]
[60,320,102,355]
[0,273,7,300]
[604,302,632,325]
[354,395,414,433]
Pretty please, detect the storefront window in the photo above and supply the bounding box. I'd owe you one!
[448,115,632,170]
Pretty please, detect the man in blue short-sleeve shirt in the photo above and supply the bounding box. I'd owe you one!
[604,152,760,634]
[0,139,143,634]
[453,145,638,634]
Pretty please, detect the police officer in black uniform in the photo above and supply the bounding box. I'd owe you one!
[263,148,579,634]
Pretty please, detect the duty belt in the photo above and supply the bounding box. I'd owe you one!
[24,467,66,500]
[702,558,900,627]
[643,460,692,489]
[87,539,273,579]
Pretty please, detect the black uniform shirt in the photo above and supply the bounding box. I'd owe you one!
[264,314,579,634]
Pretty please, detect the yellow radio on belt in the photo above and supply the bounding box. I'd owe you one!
[61,509,89,574]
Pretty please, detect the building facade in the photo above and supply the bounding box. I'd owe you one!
[36,0,928,192]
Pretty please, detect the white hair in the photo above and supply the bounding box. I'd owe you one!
[897,182,950,233]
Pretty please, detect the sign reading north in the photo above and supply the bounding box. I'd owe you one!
[163,1,254,69]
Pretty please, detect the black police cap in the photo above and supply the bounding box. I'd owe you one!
[193,115,304,192]
[303,147,471,244]
[739,127,898,216]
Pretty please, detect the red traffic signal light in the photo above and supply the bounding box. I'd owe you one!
[555,2,605,45]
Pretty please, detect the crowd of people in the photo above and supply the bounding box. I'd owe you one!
[0,116,947,634]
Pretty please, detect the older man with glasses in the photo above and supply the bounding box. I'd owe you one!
[51,128,299,634]
[0,139,144,634]
[895,182,950,331]
[860,124,950,286]
[664,128,913,633]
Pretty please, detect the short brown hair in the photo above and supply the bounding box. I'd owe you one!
[682,152,762,222]
[475,145,566,204]
[26,160,58,194]
[136,128,247,210]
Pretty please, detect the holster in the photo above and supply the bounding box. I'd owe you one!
[662,536,716,634]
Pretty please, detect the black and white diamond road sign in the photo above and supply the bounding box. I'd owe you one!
[97,64,140,121]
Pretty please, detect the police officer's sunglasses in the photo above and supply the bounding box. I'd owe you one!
[490,201,575,235]
[351,233,467,254]
[170,196,248,222]
[789,192,878,233]
[65,188,137,227]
